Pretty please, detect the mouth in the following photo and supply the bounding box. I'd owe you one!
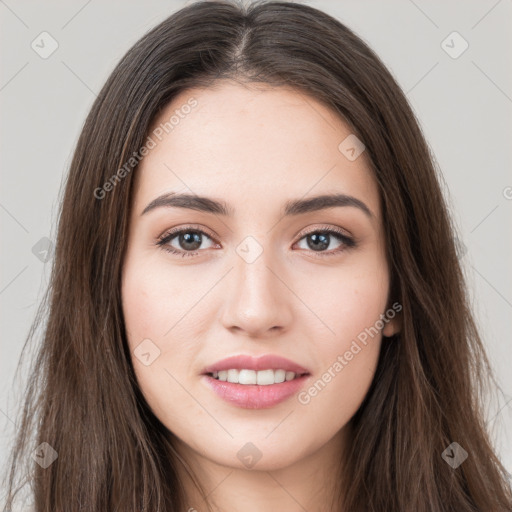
[202,371,310,409]
[200,354,311,408]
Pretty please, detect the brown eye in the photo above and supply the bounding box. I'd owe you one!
[295,228,356,256]
[157,228,216,257]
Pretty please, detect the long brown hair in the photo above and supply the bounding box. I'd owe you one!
[3,1,511,510]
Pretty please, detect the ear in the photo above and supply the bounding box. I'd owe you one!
[382,309,402,338]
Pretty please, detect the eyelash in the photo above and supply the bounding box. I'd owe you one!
[156,224,356,259]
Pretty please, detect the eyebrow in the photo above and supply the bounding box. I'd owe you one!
[141,192,374,219]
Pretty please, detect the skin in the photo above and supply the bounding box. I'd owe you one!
[121,80,401,512]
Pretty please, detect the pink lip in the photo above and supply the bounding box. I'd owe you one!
[201,354,310,375]
[202,374,310,409]
[200,354,311,409]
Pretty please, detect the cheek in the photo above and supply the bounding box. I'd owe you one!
[121,259,200,421]
[121,254,195,345]
[121,252,212,374]
[123,286,162,340]
[298,253,389,346]
[293,257,389,420]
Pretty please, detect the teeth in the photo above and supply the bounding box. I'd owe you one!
[227,369,239,383]
[239,369,257,385]
[212,369,301,385]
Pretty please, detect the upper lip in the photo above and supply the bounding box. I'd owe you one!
[201,354,310,375]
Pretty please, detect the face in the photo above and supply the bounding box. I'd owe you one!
[121,81,399,472]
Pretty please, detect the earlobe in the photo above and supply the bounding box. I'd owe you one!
[383,313,402,338]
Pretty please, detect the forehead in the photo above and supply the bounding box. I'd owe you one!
[134,81,379,218]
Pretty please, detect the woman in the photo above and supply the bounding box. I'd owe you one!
[3,1,511,510]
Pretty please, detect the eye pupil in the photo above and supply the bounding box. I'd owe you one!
[179,231,202,251]
[307,233,329,251]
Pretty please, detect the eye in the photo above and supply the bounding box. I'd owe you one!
[294,227,356,257]
[156,226,217,258]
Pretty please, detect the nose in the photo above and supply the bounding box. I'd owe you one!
[219,246,293,338]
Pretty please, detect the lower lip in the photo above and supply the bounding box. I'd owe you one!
[202,374,310,409]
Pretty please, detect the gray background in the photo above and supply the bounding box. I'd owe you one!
[1,0,511,498]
